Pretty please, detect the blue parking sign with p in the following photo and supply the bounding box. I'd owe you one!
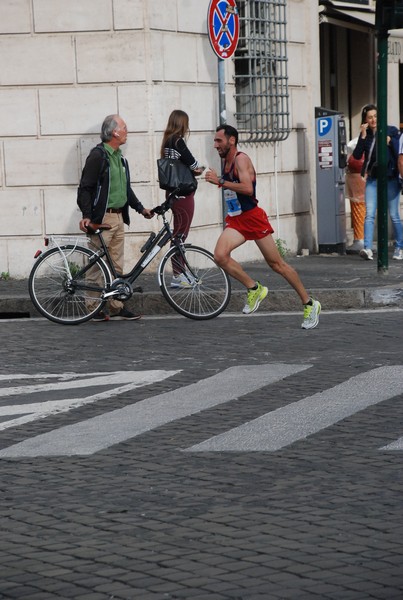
[318,117,332,137]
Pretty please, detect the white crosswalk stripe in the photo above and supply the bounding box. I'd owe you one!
[0,364,309,457]
[186,366,403,452]
[0,365,402,457]
[0,371,179,431]
[381,437,403,450]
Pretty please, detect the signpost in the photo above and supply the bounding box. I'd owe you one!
[207,0,239,125]
[207,1,239,224]
[376,2,389,274]
[375,0,403,274]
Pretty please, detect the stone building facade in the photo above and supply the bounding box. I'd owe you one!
[0,0,326,277]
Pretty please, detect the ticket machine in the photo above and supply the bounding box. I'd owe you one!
[315,107,348,254]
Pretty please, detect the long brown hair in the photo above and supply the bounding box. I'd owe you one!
[160,110,190,157]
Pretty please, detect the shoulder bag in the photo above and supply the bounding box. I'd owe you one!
[157,139,198,196]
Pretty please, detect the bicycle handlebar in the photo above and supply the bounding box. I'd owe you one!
[151,188,181,216]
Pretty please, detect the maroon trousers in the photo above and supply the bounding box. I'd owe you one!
[171,192,195,274]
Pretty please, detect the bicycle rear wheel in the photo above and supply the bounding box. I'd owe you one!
[158,245,231,320]
[29,245,111,325]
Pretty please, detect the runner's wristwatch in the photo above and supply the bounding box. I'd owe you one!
[218,176,225,187]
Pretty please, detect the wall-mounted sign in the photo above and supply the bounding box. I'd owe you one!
[388,37,402,63]
[318,140,334,169]
[317,117,333,137]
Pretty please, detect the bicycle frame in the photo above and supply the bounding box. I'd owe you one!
[82,201,193,304]
[30,192,231,323]
[103,214,175,278]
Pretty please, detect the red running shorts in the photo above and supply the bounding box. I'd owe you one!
[225,206,274,240]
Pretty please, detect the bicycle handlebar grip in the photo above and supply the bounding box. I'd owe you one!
[151,189,181,215]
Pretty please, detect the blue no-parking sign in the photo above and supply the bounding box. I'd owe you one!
[208,0,239,59]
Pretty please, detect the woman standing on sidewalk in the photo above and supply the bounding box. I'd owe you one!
[160,110,204,287]
[345,137,365,253]
[352,104,403,261]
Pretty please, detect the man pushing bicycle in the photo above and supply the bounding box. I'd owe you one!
[77,114,153,322]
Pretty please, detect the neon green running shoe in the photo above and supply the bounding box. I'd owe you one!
[242,281,268,314]
[301,299,321,329]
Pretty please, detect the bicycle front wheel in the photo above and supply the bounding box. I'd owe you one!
[158,245,231,320]
[29,245,111,325]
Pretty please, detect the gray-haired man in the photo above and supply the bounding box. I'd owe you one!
[77,114,153,321]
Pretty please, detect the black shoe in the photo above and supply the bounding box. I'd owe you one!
[92,310,110,322]
[110,308,141,321]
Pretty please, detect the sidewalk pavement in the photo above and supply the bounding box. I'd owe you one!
[2,250,403,317]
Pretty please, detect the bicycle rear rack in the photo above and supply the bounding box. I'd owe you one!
[44,235,92,250]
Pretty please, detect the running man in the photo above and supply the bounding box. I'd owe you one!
[205,124,321,329]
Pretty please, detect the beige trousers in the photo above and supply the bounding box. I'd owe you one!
[88,212,125,313]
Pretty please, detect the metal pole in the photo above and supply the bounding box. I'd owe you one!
[376,5,389,274]
[218,58,227,126]
[218,58,227,226]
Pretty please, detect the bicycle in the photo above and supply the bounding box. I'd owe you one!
[28,191,231,325]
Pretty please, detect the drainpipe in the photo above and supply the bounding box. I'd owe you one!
[273,140,280,238]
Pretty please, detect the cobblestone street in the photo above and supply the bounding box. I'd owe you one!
[0,309,402,599]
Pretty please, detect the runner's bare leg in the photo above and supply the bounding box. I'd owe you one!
[215,227,310,304]
[255,235,310,304]
[214,228,256,288]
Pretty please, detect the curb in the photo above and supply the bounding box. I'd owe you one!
[2,287,403,319]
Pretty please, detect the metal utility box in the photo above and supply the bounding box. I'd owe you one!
[315,107,347,254]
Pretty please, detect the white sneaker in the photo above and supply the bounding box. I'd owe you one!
[359,248,373,261]
[392,248,403,260]
[171,273,194,288]
[346,239,364,254]
[301,299,321,330]
[242,281,268,314]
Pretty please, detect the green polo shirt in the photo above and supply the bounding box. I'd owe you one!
[103,143,127,209]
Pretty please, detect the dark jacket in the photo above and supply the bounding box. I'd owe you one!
[164,135,199,169]
[77,144,145,226]
[353,126,400,179]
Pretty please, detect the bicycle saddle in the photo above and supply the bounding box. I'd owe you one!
[85,223,112,234]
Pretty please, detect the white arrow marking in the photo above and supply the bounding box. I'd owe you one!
[185,366,403,452]
[0,363,309,457]
[0,371,179,431]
